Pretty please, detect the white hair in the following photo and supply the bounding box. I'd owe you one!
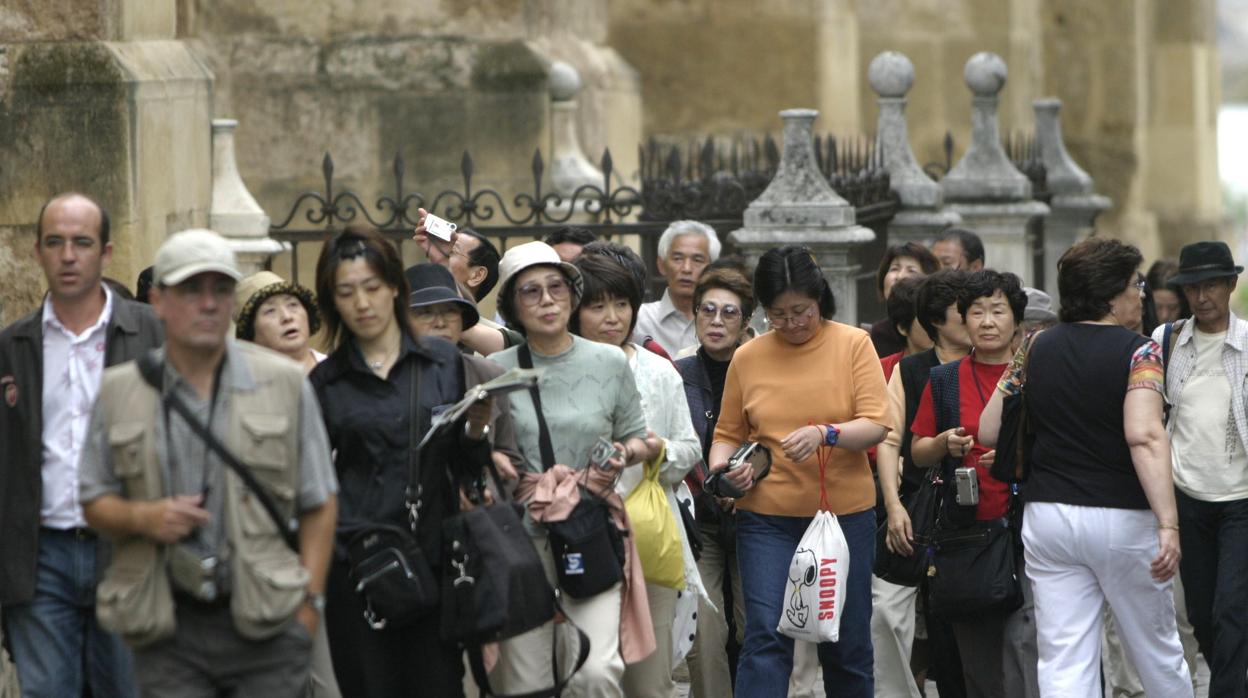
[657,220,721,261]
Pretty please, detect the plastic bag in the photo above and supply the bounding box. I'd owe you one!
[624,453,685,590]
[777,510,850,643]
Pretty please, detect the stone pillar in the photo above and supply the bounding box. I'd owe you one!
[729,109,875,326]
[210,119,283,276]
[868,51,961,247]
[940,53,1048,284]
[549,62,603,198]
[1033,98,1111,300]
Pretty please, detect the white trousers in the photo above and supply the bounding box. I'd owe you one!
[490,534,625,698]
[1022,502,1192,698]
[1100,572,1200,697]
[870,576,922,698]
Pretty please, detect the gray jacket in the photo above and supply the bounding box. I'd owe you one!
[0,296,163,604]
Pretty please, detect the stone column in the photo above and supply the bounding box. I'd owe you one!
[210,119,283,276]
[1033,98,1111,300]
[547,61,603,220]
[868,51,961,247]
[940,53,1048,284]
[729,109,875,326]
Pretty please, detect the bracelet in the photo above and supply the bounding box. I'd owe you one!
[1158,523,1180,531]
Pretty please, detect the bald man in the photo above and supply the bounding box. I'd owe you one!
[0,193,162,697]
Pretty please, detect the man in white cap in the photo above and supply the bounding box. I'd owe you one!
[77,229,338,694]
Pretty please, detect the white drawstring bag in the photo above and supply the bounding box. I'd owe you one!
[777,511,850,643]
[777,446,850,643]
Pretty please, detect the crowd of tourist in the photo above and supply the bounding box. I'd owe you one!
[0,190,1241,698]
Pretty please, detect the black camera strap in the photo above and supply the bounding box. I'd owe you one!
[517,344,556,471]
[136,350,299,552]
[405,357,425,533]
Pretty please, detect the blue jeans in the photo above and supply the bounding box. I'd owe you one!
[2,528,138,698]
[1176,489,1248,698]
[735,509,876,698]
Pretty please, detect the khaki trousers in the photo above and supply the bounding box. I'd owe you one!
[490,533,625,698]
[0,611,19,698]
[622,583,678,698]
[686,519,743,698]
[788,641,825,697]
[870,576,922,698]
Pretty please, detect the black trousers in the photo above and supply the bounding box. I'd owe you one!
[1176,489,1248,698]
[325,559,463,698]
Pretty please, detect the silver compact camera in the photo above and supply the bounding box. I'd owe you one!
[705,442,773,499]
[423,212,458,242]
[169,544,219,602]
[954,466,980,507]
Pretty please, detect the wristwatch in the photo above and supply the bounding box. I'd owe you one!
[822,424,841,448]
[305,591,326,614]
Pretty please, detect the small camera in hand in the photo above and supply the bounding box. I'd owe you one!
[705,442,773,499]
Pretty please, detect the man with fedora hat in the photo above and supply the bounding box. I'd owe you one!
[1150,239,1248,697]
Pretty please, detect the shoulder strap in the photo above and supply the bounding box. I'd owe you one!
[136,351,300,552]
[467,604,589,698]
[517,344,556,471]
[406,355,425,532]
[1163,320,1185,379]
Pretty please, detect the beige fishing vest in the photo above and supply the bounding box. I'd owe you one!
[94,343,308,648]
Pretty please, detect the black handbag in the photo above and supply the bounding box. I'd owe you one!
[517,344,626,600]
[346,364,439,629]
[441,495,555,643]
[873,466,941,587]
[926,520,1023,622]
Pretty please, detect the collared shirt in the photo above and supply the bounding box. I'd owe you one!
[40,286,114,528]
[79,341,338,576]
[634,289,697,356]
[1152,313,1248,501]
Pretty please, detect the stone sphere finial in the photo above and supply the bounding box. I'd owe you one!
[868,51,915,98]
[549,61,581,102]
[963,52,1008,97]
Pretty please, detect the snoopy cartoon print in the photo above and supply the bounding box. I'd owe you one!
[786,548,818,628]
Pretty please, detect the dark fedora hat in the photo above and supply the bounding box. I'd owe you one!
[404,263,480,329]
[1168,241,1244,287]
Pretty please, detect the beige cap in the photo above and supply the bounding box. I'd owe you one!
[496,240,583,298]
[153,229,242,287]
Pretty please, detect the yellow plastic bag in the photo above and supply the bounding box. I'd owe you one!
[625,448,686,590]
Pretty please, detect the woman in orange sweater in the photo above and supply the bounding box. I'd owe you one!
[710,246,892,697]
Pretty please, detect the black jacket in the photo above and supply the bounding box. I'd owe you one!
[309,333,490,565]
[0,297,163,604]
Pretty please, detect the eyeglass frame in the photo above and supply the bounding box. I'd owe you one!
[695,301,744,324]
[765,302,817,328]
[515,277,572,307]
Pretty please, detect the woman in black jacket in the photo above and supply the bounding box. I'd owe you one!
[309,226,491,698]
[674,264,753,698]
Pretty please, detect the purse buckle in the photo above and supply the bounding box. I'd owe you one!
[363,600,388,630]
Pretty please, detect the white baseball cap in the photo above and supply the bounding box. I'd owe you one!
[153,229,243,286]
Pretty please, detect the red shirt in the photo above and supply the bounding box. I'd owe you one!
[910,356,1010,520]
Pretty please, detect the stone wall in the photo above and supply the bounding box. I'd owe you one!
[0,0,211,324]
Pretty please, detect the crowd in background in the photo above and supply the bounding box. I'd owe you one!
[0,189,1243,698]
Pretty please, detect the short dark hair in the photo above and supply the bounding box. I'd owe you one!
[135,266,155,304]
[315,225,412,349]
[460,228,500,300]
[694,264,755,321]
[569,253,643,339]
[957,270,1028,324]
[916,269,969,340]
[37,192,110,247]
[1057,238,1143,323]
[876,242,939,298]
[544,226,598,248]
[938,227,985,266]
[754,246,835,320]
[886,276,923,337]
[580,240,648,295]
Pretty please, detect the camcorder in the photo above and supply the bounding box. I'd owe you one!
[704,442,772,499]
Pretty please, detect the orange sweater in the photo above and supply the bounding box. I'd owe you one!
[714,321,892,517]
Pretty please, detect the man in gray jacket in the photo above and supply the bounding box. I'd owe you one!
[0,193,162,697]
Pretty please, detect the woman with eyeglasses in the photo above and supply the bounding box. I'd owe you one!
[567,252,705,698]
[709,246,891,697]
[488,241,659,697]
[308,227,493,697]
[674,263,754,698]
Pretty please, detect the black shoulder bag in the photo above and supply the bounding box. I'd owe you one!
[873,464,941,587]
[344,363,440,629]
[518,344,625,599]
[135,351,299,552]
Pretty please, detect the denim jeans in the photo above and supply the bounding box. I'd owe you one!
[734,508,875,698]
[2,528,137,698]
[1176,489,1248,698]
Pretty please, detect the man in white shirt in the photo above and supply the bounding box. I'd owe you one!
[1151,240,1248,698]
[0,193,162,697]
[634,220,720,355]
